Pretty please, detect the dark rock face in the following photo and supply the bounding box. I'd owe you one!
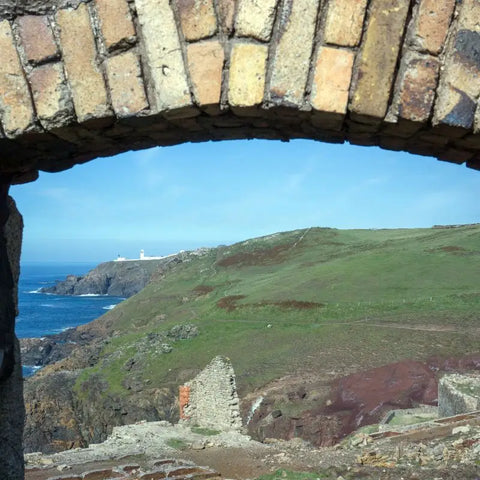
[23,369,178,453]
[0,193,25,480]
[40,258,175,297]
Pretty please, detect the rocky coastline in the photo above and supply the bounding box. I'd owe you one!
[39,256,183,297]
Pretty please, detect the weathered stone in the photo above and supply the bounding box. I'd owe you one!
[187,41,224,109]
[438,148,475,164]
[183,356,242,431]
[268,0,320,107]
[29,62,74,129]
[217,0,236,35]
[323,0,368,47]
[228,43,268,110]
[56,4,111,123]
[467,157,480,170]
[0,196,24,480]
[235,0,278,42]
[95,0,136,51]
[350,0,410,123]
[106,51,149,118]
[391,51,440,124]
[438,374,480,417]
[136,0,194,116]
[16,15,58,63]
[0,20,35,137]
[434,0,480,132]
[410,0,455,55]
[175,0,217,41]
[311,46,354,129]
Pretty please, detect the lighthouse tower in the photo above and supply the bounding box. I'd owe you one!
[140,249,145,260]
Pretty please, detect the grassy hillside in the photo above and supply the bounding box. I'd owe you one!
[73,225,480,399]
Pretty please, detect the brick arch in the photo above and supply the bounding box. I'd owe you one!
[0,0,479,185]
[1,1,480,477]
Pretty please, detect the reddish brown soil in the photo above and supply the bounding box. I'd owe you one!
[192,285,215,295]
[247,354,480,448]
[216,295,246,311]
[258,300,324,310]
[426,245,469,254]
[326,360,438,436]
[216,297,323,312]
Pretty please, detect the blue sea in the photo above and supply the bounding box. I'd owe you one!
[17,262,125,376]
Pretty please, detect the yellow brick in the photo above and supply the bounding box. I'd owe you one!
[269,0,320,106]
[0,20,35,137]
[235,0,278,41]
[324,0,368,47]
[228,43,268,108]
[136,0,193,115]
[56,4,111,123]
[350,0,410,121]
[106,51,149,117]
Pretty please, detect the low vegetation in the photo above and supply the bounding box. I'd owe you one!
[69,225,479,424]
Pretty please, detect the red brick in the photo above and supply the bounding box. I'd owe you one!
[95,0,136,50]
[311,47,354,115]
[16,15,58,63]
[411,0,455,55]
[175,0,217,41]
[395,52,440,123]
[187,41,224,109]
[29,62,74,129]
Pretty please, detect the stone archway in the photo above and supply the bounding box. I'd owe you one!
[1,0,480,477]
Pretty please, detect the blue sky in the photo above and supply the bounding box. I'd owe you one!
[11,139,480,263]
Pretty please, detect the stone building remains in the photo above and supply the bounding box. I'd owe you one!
[438,373,480,418]
[180,356,242,432]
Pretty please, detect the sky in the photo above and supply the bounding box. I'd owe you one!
[10,138,480,263]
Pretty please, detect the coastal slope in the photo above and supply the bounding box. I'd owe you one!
[23,225,480,453]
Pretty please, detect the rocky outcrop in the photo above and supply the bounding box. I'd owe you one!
[23,368,178,453]
[40,256,182,297]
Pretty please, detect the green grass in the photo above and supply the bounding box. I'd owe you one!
[191,426,221,436]
[72,225,480,401]
[255,469,327,480]
[166,438,188,450]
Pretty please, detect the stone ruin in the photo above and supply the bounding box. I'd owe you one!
[438,373,480,418]
[179,356,242,432]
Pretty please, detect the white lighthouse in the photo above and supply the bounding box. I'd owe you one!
[140,249,145,260]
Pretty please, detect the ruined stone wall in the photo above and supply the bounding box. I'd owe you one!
[182,356,242,432]
[0,0,479,183]
[438,374,480,418]
[0,192,25,480]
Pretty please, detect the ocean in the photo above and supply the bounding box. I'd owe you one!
[16,262,125,376]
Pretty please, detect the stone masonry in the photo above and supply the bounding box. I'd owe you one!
[181,356,242,432]
[0,0,478,181]
[438,374,480,418]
